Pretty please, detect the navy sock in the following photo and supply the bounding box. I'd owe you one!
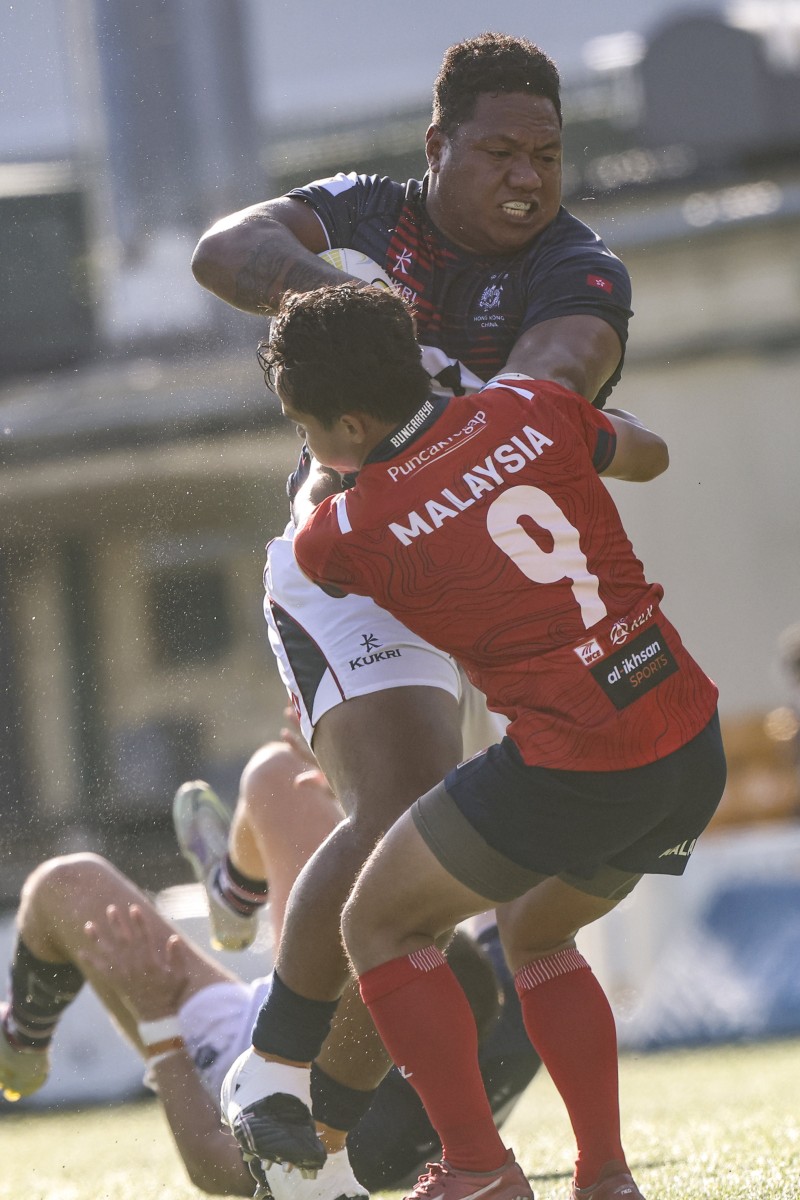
[311,1063,377,1132]
[252,970,339,1062]
[7,939,84,1048]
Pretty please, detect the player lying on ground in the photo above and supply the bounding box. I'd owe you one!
[0,722,540,1197]
[221,284,727,1200]
[191,34,637,1188]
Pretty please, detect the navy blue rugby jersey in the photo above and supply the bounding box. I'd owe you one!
[289,172,632,407]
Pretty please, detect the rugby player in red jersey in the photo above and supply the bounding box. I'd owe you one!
[197,31,667,1200]
[257,283,725,1200]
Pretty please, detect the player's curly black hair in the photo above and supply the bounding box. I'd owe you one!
[432,31,562,133]
[259,284,432,429]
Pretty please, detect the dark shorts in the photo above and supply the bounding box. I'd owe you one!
[411,711,726,902]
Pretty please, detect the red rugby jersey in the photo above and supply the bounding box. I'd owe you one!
[294,377,718,770]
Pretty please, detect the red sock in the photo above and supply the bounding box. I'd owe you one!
[515,948,626,1188]
[360,947,507,1172]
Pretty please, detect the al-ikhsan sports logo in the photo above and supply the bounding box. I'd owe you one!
[589,624,678,710]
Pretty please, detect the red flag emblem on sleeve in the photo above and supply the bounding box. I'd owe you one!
[587,274,613,294]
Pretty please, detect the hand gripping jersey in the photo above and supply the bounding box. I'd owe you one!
[294,378,719,771]
[290,173,632,407]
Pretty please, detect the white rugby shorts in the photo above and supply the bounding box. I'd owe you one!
[264,523,507,753]
[143,976,272,1105]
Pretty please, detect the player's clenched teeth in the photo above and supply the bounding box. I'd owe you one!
[501,202,533,217]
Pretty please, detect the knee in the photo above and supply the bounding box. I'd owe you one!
[334,777,426,859]
[20,853,113,918]
[339,888,360,955]
[340,874,380,968]
[496,910,578,971]
[340,860,405,974]
[238,742,303,817]
[493,908,518,959]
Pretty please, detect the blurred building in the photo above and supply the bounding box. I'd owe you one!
[0,350,297,897]
[1,5,799,895]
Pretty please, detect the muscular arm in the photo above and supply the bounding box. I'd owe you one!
[602,409,668,482]
[192,196,347,314]
[503,314,623,404]
[504,314,667,480]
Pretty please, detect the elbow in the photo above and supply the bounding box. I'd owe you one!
[191,232,224,291]
[648,439,670,480]
[621,437,669,483]
[635,439,669,482]
[191,214,253,296]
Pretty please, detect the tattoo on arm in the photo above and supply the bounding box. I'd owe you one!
[234,246,330,314]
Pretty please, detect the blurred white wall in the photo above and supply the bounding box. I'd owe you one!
[0,0,80,157]
[608,349,800,717]
[594,204,800,718]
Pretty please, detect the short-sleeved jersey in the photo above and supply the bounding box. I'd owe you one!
[294,377,718,771]
[289,173,632,407]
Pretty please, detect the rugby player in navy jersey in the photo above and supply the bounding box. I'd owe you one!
[192,32,638,1200]
[260,283,724,1200]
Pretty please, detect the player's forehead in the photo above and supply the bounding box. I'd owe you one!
[279,393,303,422]
[454,91,561,148]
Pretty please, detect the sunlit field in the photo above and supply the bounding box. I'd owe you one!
[3,1038,799,1200]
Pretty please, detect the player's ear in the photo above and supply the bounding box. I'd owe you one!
[340,413,370,444]
[425,125,446,172]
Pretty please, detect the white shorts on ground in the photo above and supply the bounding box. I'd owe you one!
[148,976,271,1105]
[264,522,506,754]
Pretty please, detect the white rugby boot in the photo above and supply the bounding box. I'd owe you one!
[221,1048,327,1179]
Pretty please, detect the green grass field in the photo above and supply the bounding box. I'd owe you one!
[2,1037,799,1200]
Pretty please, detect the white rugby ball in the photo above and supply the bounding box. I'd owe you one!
[318,247,393,290]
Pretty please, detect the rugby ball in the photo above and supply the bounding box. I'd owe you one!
[318,247,394,291]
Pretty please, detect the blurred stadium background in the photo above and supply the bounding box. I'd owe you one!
[1,0,799,1110]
